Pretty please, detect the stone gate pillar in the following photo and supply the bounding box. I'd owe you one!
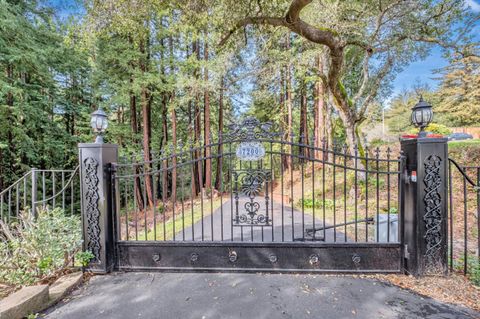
[78,143,118,273]
[401,137,448,276]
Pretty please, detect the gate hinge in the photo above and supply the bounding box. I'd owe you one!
[404,244,410,259]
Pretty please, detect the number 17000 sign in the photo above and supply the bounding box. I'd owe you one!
[236,142,266,161]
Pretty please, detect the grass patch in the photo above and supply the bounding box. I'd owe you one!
[137,197,223,241]
[448,139,480,148]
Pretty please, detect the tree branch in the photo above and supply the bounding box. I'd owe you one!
[357,55,394,120]
[389,34,480,58]
[285,0,312,24]
[218,17,286,46]
[353,51,372,103]
[218,0,344,101]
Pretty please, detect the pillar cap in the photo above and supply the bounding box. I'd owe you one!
[78,143,118,149]
[400,137,448,145]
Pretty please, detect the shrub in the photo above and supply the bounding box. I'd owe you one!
[452,255,480,286]
[0,208,83,286]
[388,207,398,214]
[299,198,336,210]
[408,123,452,136]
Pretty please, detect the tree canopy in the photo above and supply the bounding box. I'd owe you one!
[1,0,479,187]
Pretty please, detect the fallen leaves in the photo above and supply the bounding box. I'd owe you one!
[375,273,480,312]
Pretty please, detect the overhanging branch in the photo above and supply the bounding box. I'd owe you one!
[218,17,286,46]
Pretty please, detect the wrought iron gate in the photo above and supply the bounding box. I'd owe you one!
[109,117,404,272]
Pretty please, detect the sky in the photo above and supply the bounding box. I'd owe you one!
[391,47,447,97]
[392,0,480,98]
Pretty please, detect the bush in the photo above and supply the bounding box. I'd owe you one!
[452,255,480,286]
[299,198,335,210]
[408,123,452,136]
[0,208,83,286]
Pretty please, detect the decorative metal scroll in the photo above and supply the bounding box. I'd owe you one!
[233,170,272,226]
[423,155,443,273]
[223,116,282,142]
[84,157,101,263]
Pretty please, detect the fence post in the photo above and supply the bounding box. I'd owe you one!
[78,142,118,273]
[31,168,37,217]
[400,136,448,276]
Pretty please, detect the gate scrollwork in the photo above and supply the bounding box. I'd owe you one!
[233,170,272,226]
[84,157,101,263]
[223,116,281,141]
[423,155,444,274]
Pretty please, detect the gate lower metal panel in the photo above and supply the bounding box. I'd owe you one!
[116,242,402,273]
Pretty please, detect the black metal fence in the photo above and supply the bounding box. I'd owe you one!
[448,158,480,277]
[112,122,403,247]
[0,167,81,221]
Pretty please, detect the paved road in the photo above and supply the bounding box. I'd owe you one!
[44,272,478,319]
[178,198,348,242]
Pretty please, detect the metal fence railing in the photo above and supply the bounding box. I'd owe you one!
[0,167,81,222]
[448,158,480,277]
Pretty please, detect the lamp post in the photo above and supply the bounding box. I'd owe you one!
[401,95,448,276]
[79,107,117,273]
[410,96,433,138]
[90,108,108,143]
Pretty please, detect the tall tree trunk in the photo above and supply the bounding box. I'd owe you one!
[280,69,288,170]
[313,54,325,159]
[285,35,293,171]
[325,100,332,149]
[214,76,224,191]
[161,93,169,203]
[332,92,358,156]
[0,148,2,190]
[2,65,14,188]
[140,38,154,208]
[299,84,309,161]
[130,84,144,210]
[170,95,177,203]
[194,40,203,196]
[141,88,154,208]
[129,36,144,210]
[189,99,198,196]
[203,40,212,194]
[168,35,177,204]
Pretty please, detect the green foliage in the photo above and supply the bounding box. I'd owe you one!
[388,207,398,214]
[426,123,452,136]
[471,263,480,286]
[436,56,480,126]
[0,0,91,186]
[299,198,335,210]
[448,139,480,148]
[408,123,452,136]
[448,139,480,166]
[453,255,480,286]
[0,208,82,286]
[75,251,95,267]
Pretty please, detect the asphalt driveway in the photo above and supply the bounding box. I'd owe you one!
[44,272,478,319]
